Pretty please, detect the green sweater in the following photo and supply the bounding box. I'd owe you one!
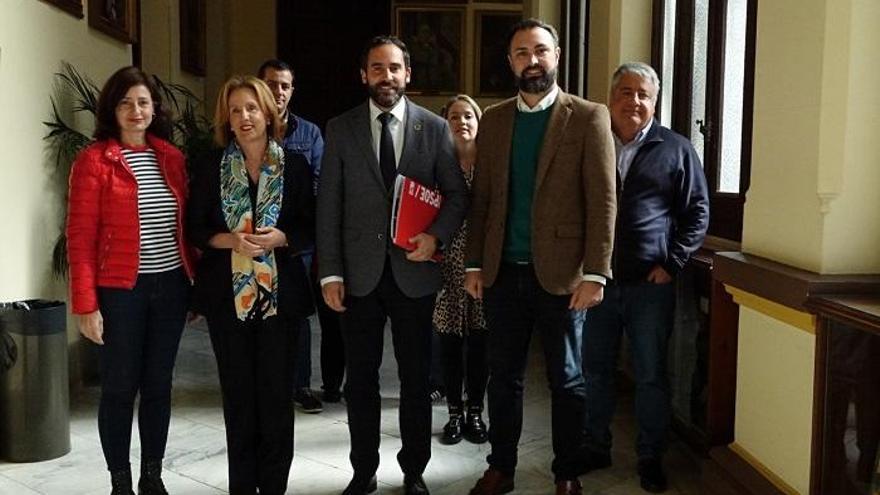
[502,107,552,263]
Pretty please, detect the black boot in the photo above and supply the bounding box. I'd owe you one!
[441,406,464,444]
[110,469,135,495]
[138,460,168,495]
[463,405,488,444]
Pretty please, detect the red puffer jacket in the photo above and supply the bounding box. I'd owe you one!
[66,134,195,314]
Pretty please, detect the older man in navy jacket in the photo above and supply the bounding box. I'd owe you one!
[581,62,709,493]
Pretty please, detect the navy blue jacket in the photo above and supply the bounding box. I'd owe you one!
[613,121,709,283]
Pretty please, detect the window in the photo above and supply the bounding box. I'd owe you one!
[652,0,756,241]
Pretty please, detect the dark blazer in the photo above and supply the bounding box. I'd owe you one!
[187,148,315,320]
[613,121,709,283]
[465,91,617,295]
[316,98,468,298]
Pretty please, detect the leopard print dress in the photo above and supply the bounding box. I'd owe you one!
[433,167,487,336]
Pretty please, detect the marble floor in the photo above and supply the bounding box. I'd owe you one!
[0,318,702,494]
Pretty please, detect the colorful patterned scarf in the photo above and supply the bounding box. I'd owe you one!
[220,140,284,321]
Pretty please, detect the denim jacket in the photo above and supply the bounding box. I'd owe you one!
[282,113,324,195]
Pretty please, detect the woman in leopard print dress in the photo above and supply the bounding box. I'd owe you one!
[433,95,489,445]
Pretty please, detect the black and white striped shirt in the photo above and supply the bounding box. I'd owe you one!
[122,148,183,274]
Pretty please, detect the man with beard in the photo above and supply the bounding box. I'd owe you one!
[317,35,467,495]
[464,19,616,495]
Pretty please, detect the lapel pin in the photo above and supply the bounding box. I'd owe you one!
[414,122,423,131]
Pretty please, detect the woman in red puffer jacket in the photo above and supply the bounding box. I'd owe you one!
[66,66,194,495]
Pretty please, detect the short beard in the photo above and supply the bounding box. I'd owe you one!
[368,82,405,109]
[516,65,557,94]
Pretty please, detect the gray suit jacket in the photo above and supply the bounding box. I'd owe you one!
[317,98,468,298]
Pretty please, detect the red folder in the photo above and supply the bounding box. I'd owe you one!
[391,176,443,261]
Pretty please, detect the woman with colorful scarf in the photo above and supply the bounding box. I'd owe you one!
[187,76,314,495]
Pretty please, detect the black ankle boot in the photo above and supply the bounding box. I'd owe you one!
[138,460,168,495]
[442,406,464,444]
[110,469,135,495]
[464,406,488,444]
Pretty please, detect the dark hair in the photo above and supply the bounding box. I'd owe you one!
[506,18,560,52]
[359,35,410,70]
[257,59,296,83]
[94,66,171,141]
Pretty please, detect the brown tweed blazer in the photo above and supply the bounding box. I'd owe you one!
[465,90,617,295]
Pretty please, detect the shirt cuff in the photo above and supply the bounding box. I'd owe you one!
[320,276,344,286]
[465,268,482,273]
[582,274,606,286]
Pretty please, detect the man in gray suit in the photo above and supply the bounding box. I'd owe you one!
[316,35,468,495]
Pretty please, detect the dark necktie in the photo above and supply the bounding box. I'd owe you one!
[378,112,397,190]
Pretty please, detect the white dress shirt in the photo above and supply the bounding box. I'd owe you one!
[368,97,407,167]
[515,84,559,112]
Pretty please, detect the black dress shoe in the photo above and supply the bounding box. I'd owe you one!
[403,474,430,495]
[463,408,488,444]
[637,458,668,493]
[342,474,377,495]
[442,413,463,444]
[294,388,323,413]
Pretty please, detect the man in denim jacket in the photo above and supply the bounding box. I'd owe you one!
[259,59,337,414]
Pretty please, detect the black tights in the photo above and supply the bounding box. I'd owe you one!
[439,331,488,410]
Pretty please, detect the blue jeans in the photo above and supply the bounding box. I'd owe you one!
[294,254,313,390]
[97,268,189,472]
[483,263,586,481]
[583,280,675,460]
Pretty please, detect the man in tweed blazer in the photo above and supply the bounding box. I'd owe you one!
[464,19,616,495]
[317,36,467,495]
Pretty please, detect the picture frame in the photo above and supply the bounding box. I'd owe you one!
[475,10,521,97]
[393,0,466,3]
[179,0,206,76]
[88,0,138,44]
[394,6,465,95]
[39,0,83,18]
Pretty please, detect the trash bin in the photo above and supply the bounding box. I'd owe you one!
[0,299,70,462]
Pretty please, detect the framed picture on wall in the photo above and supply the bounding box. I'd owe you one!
[179,0,206,76]
[40,0,84,18]
[393,0,467,3]
[88,0,138,44]
[394,7,464,95]
[475,10,521,97]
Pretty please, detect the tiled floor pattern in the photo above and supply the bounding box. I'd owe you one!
[0,318,702,494]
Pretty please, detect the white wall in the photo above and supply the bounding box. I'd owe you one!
[743,0,880,274]
[0,0,131,305]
